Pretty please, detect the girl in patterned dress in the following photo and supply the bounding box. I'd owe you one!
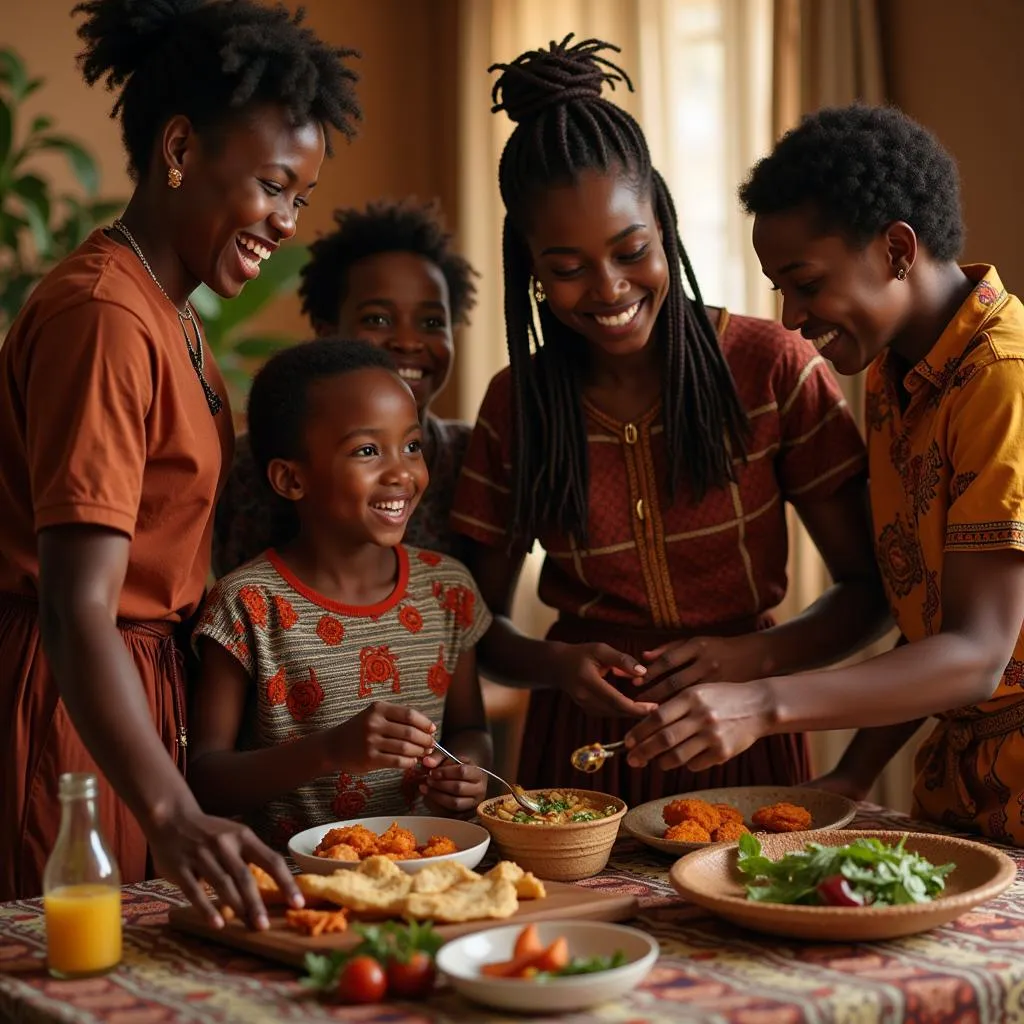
[652,104,1024,844]
[450,38,889,803]
[190,340,492,847]
[212,199,479,576]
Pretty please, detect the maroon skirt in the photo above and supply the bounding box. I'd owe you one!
[516,616,811,805]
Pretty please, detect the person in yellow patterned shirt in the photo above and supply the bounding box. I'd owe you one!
[626,105,1024,845]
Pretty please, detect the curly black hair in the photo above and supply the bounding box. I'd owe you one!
[490,35,748,545]
[298,198,479,331]
[739,104,963,261]
[74,0,361,180]
[247,337,395,477]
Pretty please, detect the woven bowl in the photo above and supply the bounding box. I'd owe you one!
[476,789,626,881]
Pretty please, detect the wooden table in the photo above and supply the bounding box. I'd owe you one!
[1,803,1022,1023]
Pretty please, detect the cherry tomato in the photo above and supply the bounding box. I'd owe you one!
[337,955,387,1004]
[816,874,865,907]
[386,951,436,998]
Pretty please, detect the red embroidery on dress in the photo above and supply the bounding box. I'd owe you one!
[398,605,424,633]
[239,586,268,628]
[317,614,345,646]
[443,585,475,629]
[359,646,400,697]
[273,595,298,630]
[332,772,371,818]
[266,667,287,706]
[233,620,246,636]
[286,666,325,721]
[432,580,443,598]
[427,644,452,697]
[417,551,442,567]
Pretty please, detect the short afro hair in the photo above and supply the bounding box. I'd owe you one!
[247,338,395,479]
[75,0,361,180]
[739,104,963,261]
[298,198,478,330]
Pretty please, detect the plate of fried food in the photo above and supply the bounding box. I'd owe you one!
[669,829,1017,940]
[289,816,490,875]
[622,786,857,855]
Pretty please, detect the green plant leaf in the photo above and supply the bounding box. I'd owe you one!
[233,334,294,358]
[37,136,99,195]
[188,284,223,322]
[0,49,28,101]
[29,115,53,135]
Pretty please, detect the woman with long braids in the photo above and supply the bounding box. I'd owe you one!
[452,36,889,801]
[0,0,358,925]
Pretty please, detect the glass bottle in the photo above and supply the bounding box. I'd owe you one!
[42,773,122,979]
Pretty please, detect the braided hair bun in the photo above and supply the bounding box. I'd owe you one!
[490,35,630,124]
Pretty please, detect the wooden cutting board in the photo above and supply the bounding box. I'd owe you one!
[167,882,639,968]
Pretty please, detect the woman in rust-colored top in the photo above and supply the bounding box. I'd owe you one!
[452,38,889,802]
[0,0,358,929]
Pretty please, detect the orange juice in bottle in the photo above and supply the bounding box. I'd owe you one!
[43,773,122,978]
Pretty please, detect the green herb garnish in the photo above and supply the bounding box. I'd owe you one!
[535,951,627,979]
[735,832,956,907]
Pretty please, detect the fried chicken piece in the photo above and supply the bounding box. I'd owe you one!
[418,835,458,858]
[317,843,361,862]
[662,798,721,831]
[664,820,712,843]
[284,907,349,937]
[381,850,422,861]
[711,803,744,826]
[314,825,378,857]
[751,802,812,833]
[375,822,419,857]
[711,820,750,842]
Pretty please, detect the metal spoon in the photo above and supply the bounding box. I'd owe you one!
[571,740,626,774]
[430,740,543,814]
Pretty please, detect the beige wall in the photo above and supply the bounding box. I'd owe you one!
[879,0,1024,292]
[5,0,463,416]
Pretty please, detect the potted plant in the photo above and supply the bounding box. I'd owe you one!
[0,47,123,335]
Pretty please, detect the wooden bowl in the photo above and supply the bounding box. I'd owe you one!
[476,789,626,881]
[669,829,1017,941]
[623,786,858,855]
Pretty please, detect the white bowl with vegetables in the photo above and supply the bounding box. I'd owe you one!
[436,920,658,1012]
[670,829,1017,941]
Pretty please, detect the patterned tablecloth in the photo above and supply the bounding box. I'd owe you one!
[2,803,1023,1024]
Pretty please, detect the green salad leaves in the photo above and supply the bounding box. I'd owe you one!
[736,832,956,907]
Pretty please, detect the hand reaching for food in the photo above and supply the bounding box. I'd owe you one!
[419,754,488,816]
[623,680,775,771]
[328,701,437,774]
[549,640,656,719]
[637,633,771,703]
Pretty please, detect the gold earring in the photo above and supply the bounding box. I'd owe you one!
[533,278,546,304]
[167,167,183,189]
[896,266,908,281]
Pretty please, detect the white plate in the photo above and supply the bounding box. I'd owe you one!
[288,815,490,875]
[436,920,658,1013]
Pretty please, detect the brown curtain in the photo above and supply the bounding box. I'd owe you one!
[771,0,927,810]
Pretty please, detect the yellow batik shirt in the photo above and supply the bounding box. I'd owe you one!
[865,264,1024,842]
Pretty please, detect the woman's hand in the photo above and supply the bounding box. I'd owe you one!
[638,633,771,703]
[623,680,776,771]
[147,806,302,931]
[550,641,656,718]
[419,753,488,816]
[329,702,437,774]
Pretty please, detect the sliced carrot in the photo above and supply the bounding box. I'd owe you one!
[528,936,569,974]
[480,949,544,978]
[513,924,542,959]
